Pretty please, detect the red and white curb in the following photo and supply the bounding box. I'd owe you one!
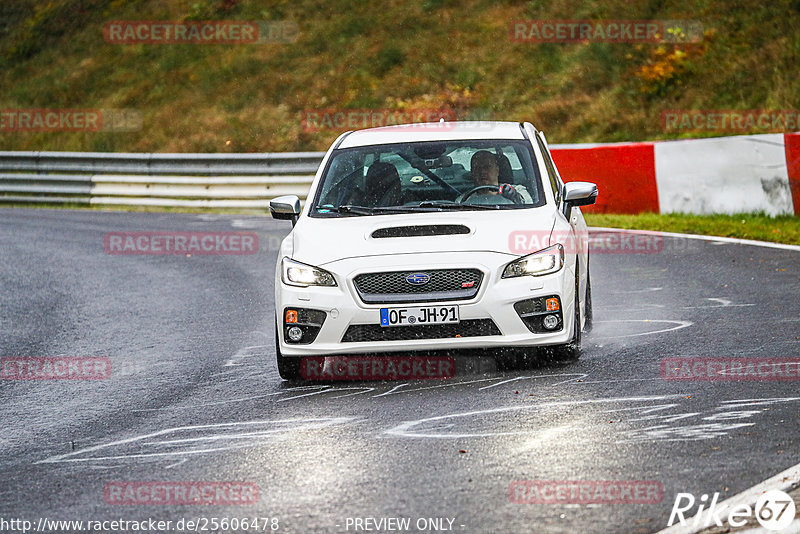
[551,132,800,216]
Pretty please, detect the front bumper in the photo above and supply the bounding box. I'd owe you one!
[276,254,576,357]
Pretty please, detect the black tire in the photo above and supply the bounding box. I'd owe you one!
[547,267,582,362]
[584,262,593,333]
[275,321,301,380]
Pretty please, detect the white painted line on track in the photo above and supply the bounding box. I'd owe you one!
[654,461,800,534]
[370,378,502,398]
[164,458,187,469]
[607,287,663,294]
[477,373,588,390]
[590,227,800,252]
[34,417,356,464]
[718,398,800,409]
[385,395,687,439]
[590,319,693,339]
[575,377,664,384]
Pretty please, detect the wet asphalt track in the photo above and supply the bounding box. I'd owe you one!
[0,207,798,534]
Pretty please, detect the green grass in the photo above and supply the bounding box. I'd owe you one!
[585,212,800,245]
[0,0,798,152]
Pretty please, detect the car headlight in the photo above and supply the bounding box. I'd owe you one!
[502,244,564,278]
[281,257,337,287]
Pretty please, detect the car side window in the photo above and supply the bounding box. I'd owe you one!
[536,133,561,205]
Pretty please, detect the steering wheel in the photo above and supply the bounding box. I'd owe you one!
[460,185,521,204]
[460,185,500,202]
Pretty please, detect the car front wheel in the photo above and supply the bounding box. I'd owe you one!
[275,321,301,380]
[546,268,582,362]
[584,259,593,332]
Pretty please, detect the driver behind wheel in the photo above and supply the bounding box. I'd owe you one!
[457,150,532,204]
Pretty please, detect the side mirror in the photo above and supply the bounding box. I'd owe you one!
[270,195,301,226]
[561,182,597,218]
[563,181,598,208]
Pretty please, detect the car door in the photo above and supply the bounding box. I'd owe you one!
[535,131,589,318]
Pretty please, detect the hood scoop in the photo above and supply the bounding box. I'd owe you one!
[371,224,471,238]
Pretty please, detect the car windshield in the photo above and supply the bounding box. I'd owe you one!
[311,140,545,216]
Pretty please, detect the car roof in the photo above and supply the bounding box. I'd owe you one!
[337,121,530,148]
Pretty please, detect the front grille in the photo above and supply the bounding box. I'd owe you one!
[341,319,501,342]
[353,268,483,304]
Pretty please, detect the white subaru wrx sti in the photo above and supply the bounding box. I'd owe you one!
[270,121,597,380]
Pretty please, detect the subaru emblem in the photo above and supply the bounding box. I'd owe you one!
[406,272,430,286]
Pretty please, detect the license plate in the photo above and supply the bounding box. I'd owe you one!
[380,306,460,327]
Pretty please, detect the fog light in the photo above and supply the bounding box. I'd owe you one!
[287,326,303,342]
[543,314,559,330]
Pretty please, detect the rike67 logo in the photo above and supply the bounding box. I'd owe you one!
[668,489,796,531]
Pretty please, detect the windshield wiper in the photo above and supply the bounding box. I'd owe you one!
[317,203,500,215]
[318,205,433,215]
[316,205,375,215]
[415,201,500,211]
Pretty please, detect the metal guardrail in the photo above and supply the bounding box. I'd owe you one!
[0,151,325,208]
